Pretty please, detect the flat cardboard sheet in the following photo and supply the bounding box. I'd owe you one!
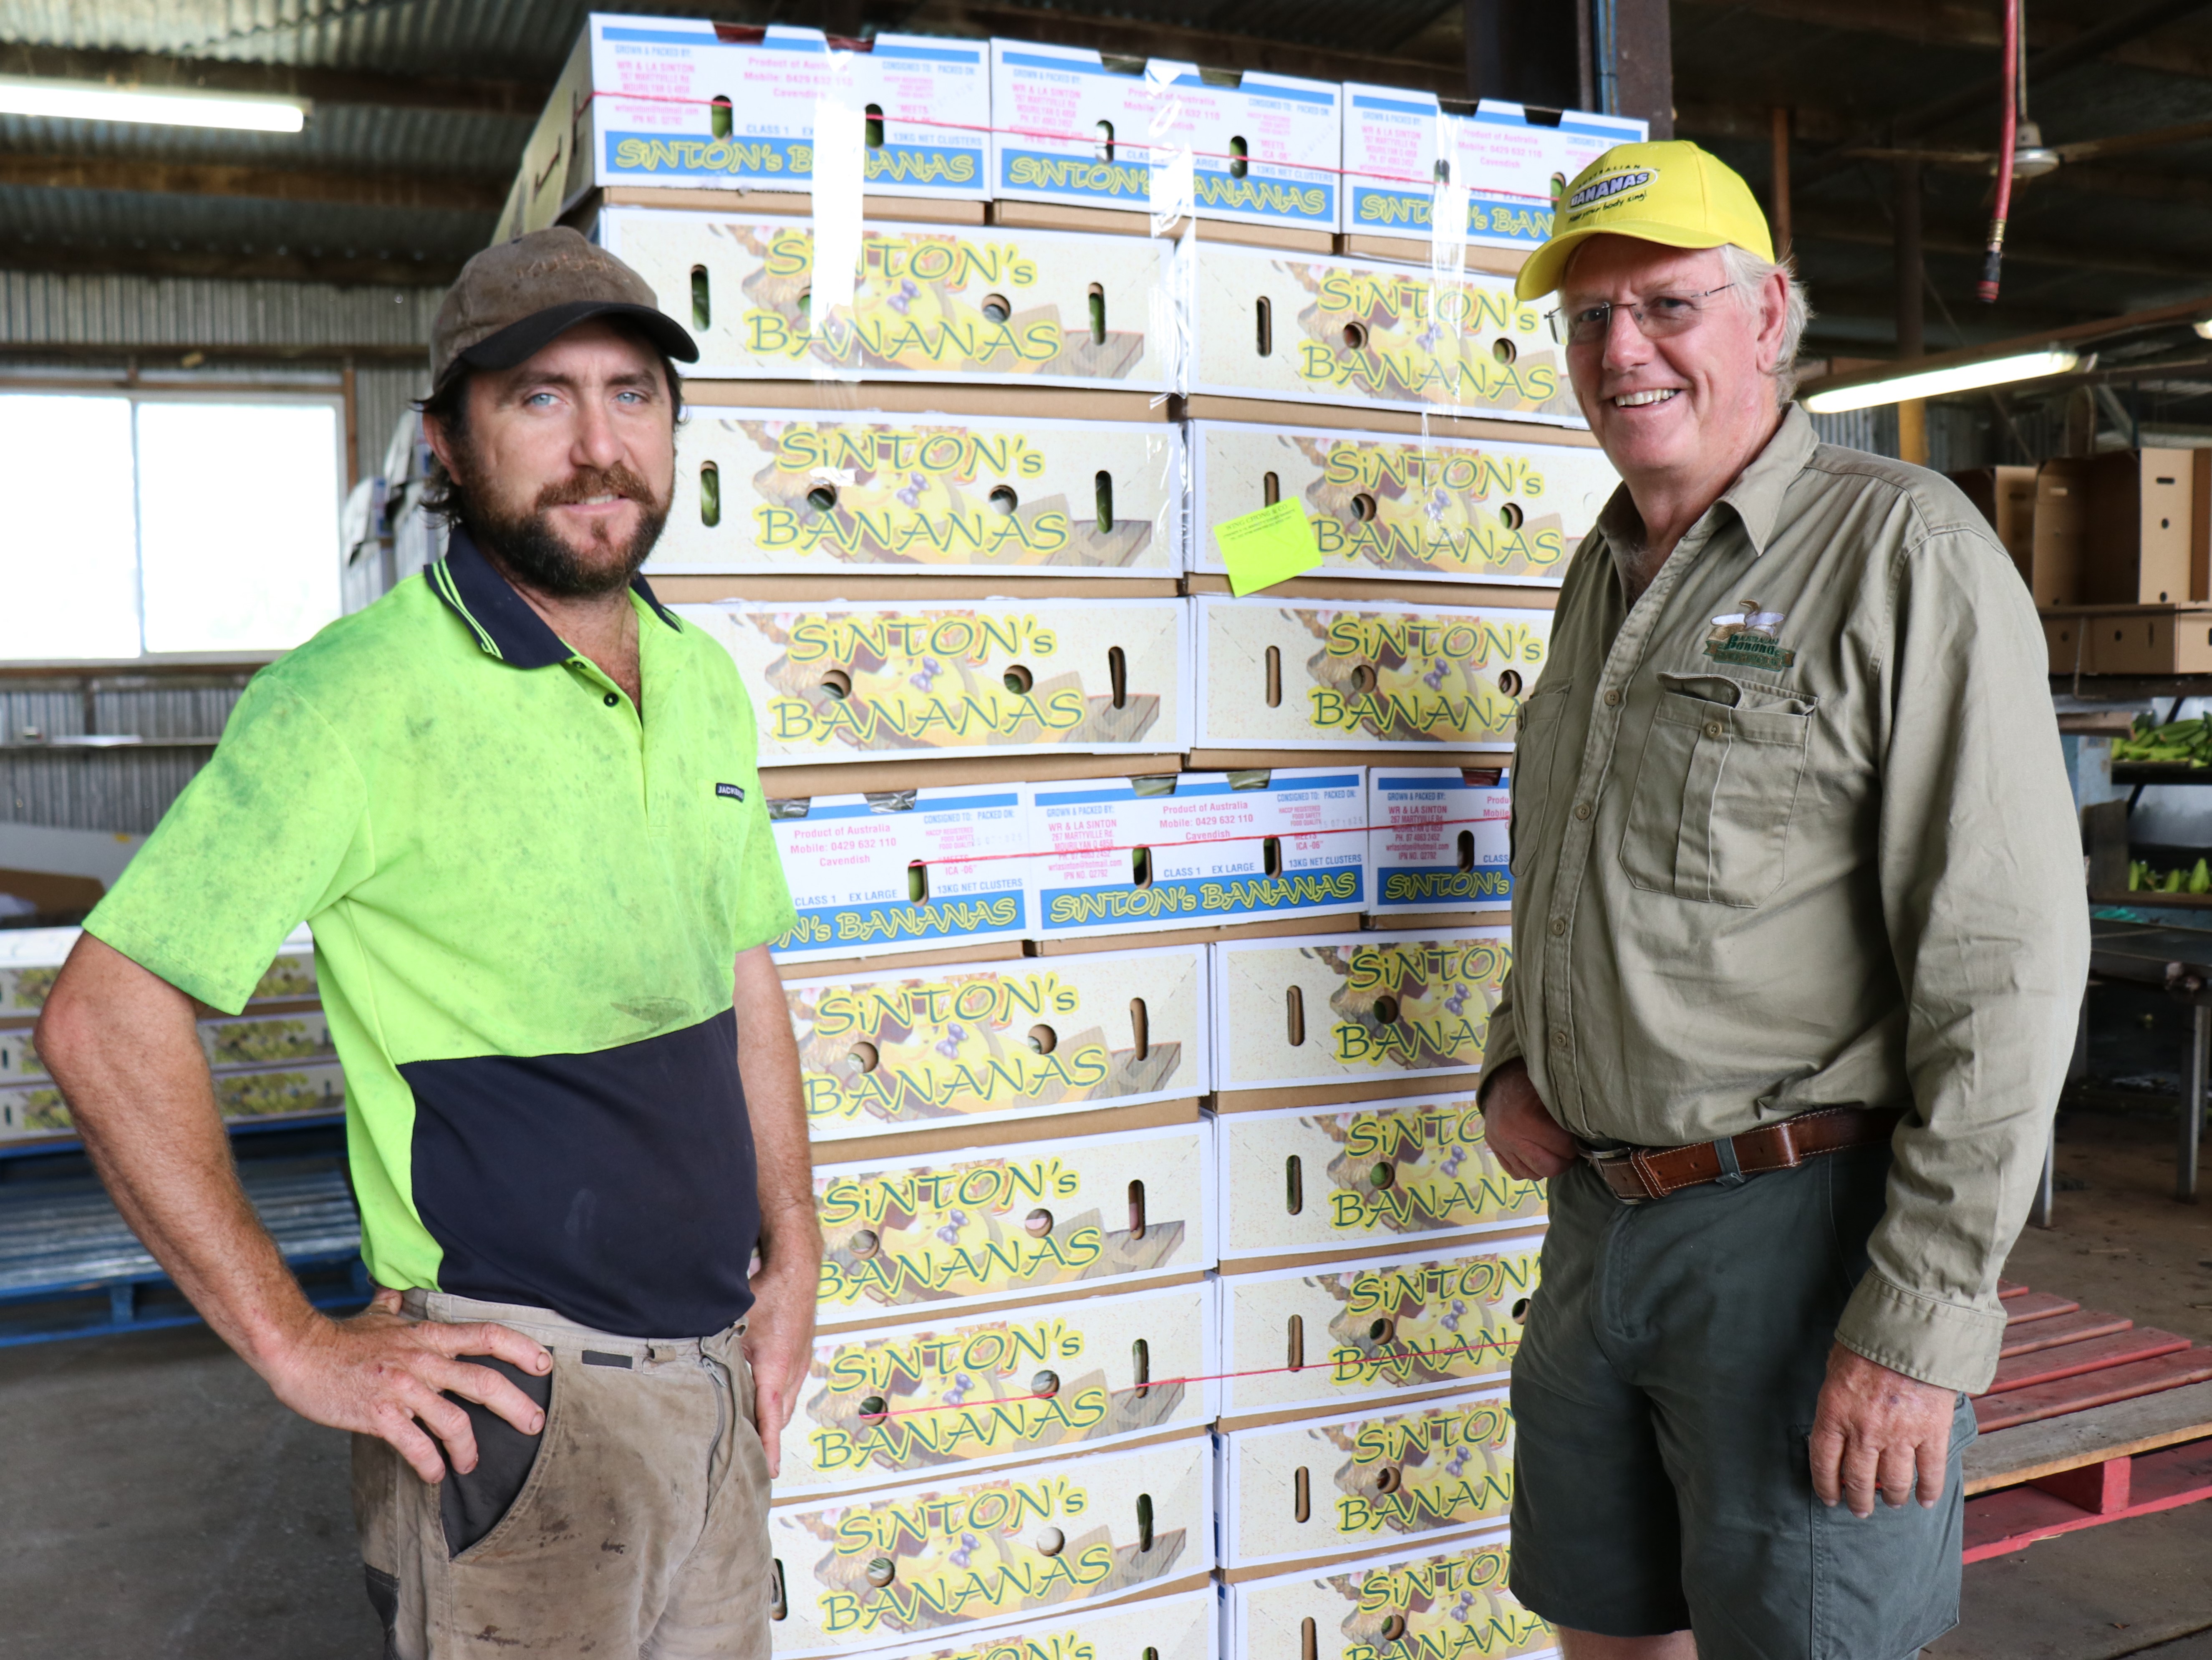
[1028,769,1367,942]
[597,211,1178,390]
[1212,1236,1541,1421]
[681,597,1190,764]
[787,946,1208,1145]
[1193,596,1547,753]
[1368,768,1511,916]
[780,1282,1217,1498]
[766,1435,1213,1656]
[1217,1388,1515,1569]
[1223,1526,1556,1660]
[1215,1095,1545,1262]
[650,411,1183,577]
[812,1120,1216,1327]
[1210,929,1508,1095]
[767,784,1034,964]
[1187,419,1615,587]
[1190,242,1581,425]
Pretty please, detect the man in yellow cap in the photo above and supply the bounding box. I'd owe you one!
[1478,141,2086,1658]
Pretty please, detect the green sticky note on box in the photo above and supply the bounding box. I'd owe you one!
[1215,499,1322,596]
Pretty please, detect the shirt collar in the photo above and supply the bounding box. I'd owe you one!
[428,525,684,669]
[1592,404,1820,567]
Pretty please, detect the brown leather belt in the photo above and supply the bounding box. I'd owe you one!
[1582,1106,1905,1204]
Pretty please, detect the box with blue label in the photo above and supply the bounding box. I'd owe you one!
[1187,419,1613,588]
[1028,769,1367,944]
[1367,769,1511,917]
[767,784,1034,965]
[1340,86,1645,252]
[597,211,1178,391]
[499,17,989,239]
[1223,1527,1555,1660]
[990,40,1339,236]
[785,946,1209,1146]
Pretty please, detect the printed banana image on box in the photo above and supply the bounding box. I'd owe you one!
[1,1063,347,1140]
[769,785,1034,964]
[679,598,1189,764]
[1217,1388,1514,1570]
[787,946,1205,1144]
[766,1435,1213,1656]
[1368,769,1511,916]
[854,1586,1219,1660]
[1211,929,1508,1096]
[1029,769,1367,943]
[1224,1528,1554,1660]
[653,412,1184,578]
[1188,420,1613,587]
[0,933,316,1017]
[1215,1096,1544,1263]
[812,1120,1215,1327]
[1213,1236,1540,1422]
[782,1282,1217,1498]
[598,211,1177,389]
[2,1011,339,1084]
[1194,597,1546,754]
[1191,242,1579,424]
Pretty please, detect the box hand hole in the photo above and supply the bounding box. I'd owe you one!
[1256,295,1273,356]
[864,102,884,148]
[864,1557,896,1588]
[1457,829,1475,871]
[1293,1465,1311,1522]
[1095,470,1114,534]
[1024,1206,1054,1237]
[1095,119,1115,161]
[1262,835,1282,877]
[1373,994,1400,1025]
[1131,1337,1150,1391]
[1342,320,1368,351]
[988,484,1019,517]
[1498,669,1523,696]
[1351,492,1377,522]
[1027,1022,1057,1055]
[1088,282,1107,344]
[709,94,732,140]
[796,289,811,330]
[1285,984,1305,1046]
[1512,1296,1531,1321]
[1129,996,1150,1059]
[807,483,838,514]
[1382,1614,1408,1641]
[1285,1153,1304,1214]
[1127,1178,1147,1239]
[858,1394,888,1419]
[690,265,711,330]
[1351,663,1378,694]
[1370,1161,1395,1190]
[1228,134,1249,178]
[1287,1312,1305,1371]
[1491,336,1517,364]
[1030,1368,1060,1398]
[1034,1526,1065,1557]
[1369,1316,1395,1344]
[1135,1493,1154,1552]
[820,668,853,701]
[699,461,721,527]
[1499,501,1523,529]
[1003,663,1033,693]
[907,861,929,903]
[1108,644,1128,709]
[1266,645,1282,707]
[1301,1617,1319,1660]
[771,1560,787,1621]
[845,1040,879,1076]
[981,292,1011,323]
[1374,1464,1402,1494]
[1262,469,1280,507]
[1131,845,1153,888]
[847,1228,879,1257]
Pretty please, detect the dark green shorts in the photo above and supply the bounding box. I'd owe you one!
[1509,1145,1973,1660]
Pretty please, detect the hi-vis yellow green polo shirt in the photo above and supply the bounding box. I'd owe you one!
[86,529,796,1338]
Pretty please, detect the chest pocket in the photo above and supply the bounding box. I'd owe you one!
[1619,673,1817,907]
[1508,682,1573,879]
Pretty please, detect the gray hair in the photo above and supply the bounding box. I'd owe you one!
[1718,242,1813,405]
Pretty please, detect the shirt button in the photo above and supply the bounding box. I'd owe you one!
[1604,689,1621,706]
[1549,918,1566,937]
[1573,802,1591,820]
[604,692,621,708]
[1705,721,1724,738]
[1551,1030,1569,1049]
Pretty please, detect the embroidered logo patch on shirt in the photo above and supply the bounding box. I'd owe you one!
[715,782,745,802]
[1704,600,1795,669]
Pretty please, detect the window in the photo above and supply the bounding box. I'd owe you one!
[0,391,343,662]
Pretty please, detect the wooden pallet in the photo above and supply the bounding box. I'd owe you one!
[1963,1279,2212,1561]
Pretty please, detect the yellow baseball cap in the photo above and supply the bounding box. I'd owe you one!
[1514,140,1775,301]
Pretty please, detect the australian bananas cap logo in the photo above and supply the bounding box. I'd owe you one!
[1566,165,1658,220]
[1704,599,1794,669]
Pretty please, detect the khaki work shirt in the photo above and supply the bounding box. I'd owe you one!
[1486,406,2088,1394]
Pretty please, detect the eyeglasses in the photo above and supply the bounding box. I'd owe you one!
[1547,283,1737,347]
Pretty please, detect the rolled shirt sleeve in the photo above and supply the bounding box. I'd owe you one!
[1834,530,2090,1393]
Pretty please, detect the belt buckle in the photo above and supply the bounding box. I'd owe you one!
[1580,1144,1654,1206]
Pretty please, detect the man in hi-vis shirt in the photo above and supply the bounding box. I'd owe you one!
[1480,142,2087,1660]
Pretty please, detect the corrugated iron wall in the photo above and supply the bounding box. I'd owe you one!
[0,270,441,347]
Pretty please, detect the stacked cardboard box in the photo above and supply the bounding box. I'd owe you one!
[477,19,1647,1655]
[0,926,342,1140]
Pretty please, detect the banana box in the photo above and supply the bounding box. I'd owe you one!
[855,1587,1218,1660]
[789,946,1207,1145]
[814,1120,1215,1328]
[1339,85,1645,251]
[1216,1389,1514,1572]
[766,1434,1214,1656]
[1190,242,1579,424]
[1192,597,1545,754]
[1223,1527,1554,1660]
[1368,769,1511,917]
[1029,769,1366,944]
[598,211,1178,390]
[1214,1096,1544,1265]
[991,39,1339,235]
[0,1010,340,1083]
[1,1062,347,1140]
[1210,930,1506,1100]
[1187,420,1612,587]
[782,1282,1216,1499]
[653,411,1184,577]
[0,928,318,1019]
[768,785,1034,964]
[502,20,988,237]
[1213,1237,1540,1424]
[678,598,1190,765]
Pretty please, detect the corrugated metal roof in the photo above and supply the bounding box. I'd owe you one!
[0,267,440,343]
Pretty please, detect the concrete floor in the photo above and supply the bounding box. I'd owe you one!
[5,1105,2212,1659]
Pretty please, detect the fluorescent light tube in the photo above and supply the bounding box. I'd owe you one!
[0,75,306,133]
[1802,347,2080,413]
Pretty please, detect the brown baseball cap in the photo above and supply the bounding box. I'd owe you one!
[429,227,698,389]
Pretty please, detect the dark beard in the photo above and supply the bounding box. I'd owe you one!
[455,462,669,598]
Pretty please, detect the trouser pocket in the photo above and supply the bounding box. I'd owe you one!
[438,1355,552,1558]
